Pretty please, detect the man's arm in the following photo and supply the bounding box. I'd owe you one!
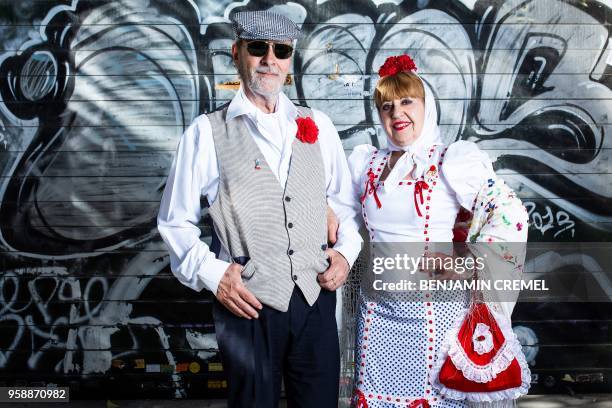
[157,116,262,318]
[313,110,363,290]
[157,117,229,295]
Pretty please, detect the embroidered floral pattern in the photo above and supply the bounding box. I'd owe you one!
[467,177,529,246]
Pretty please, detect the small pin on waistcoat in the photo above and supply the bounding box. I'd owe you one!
[254,158,261,170]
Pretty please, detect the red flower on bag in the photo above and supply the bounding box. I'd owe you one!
[378,55,417,77]
[295,116,319,144]
[431,302,531,402]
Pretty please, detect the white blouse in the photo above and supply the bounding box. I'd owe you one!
[348,141,497,243]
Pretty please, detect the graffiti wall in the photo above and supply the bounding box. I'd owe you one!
[0,0,610,398]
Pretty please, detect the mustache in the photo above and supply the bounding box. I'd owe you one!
[254,66,280,75]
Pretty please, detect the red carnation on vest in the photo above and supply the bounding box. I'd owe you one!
[430,302,531,403]
[295,116,319,144]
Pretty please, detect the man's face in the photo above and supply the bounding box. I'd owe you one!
[232,39,293,98]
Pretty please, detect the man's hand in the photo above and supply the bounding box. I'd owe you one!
[216,263,263,319]
[327,205,339,246]
[318,248,350,291]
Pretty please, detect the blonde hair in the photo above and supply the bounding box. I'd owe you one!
[374,71,424,109]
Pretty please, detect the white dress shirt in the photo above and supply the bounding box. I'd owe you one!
[157,87,363,295]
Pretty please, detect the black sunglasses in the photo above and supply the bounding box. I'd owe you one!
[245,40,294,59]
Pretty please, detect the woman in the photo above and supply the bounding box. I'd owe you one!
[348,55,529,407]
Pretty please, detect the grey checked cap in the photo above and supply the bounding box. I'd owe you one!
[231,11,302,41]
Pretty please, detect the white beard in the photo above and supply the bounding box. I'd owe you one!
[239,62,284,99]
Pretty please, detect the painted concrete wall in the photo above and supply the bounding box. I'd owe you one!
[0,0,611,398]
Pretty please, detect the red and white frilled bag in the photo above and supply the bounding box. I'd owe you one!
[430,169,531,404]
[429,300,531,403]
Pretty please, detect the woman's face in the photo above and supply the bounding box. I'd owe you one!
[378,96,425,147]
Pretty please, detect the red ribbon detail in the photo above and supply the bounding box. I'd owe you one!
[353,389,369,408]
[414,180,429,217]
[361,170,382,209]
[408,398,430,408]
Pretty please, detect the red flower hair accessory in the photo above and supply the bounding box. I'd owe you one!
[378,54,417,77]
[295,116,319,144]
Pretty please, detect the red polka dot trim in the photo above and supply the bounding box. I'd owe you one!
[358,301,375,388]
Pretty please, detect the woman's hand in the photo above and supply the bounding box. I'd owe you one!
[327,205,339,246]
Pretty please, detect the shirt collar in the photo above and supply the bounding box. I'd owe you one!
[278,90,298,121]
[225,85,298,123]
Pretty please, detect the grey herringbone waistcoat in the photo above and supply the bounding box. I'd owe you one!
[207,105,328,312]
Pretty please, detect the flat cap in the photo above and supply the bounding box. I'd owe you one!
[231,10,302,41]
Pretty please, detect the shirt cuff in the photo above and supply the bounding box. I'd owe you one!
[200,257,231,295]
[333,232,362,268]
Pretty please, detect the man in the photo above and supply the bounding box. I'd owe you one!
[157,10,362,407]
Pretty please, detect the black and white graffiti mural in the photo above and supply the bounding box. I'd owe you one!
[0,0,611,398]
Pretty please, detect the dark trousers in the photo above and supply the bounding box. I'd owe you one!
[212,287,340,408]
